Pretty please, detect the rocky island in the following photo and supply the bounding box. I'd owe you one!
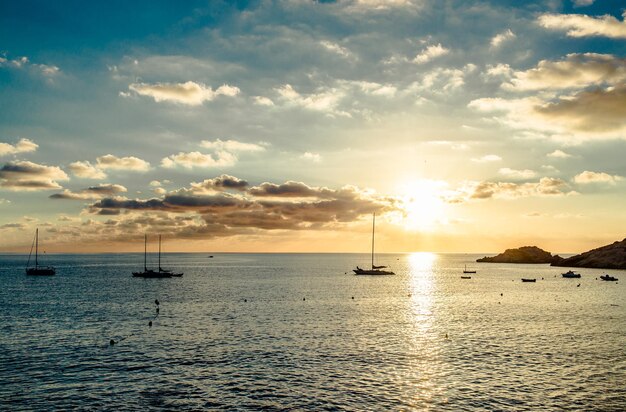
[551,238,626,270]
[477,246,561,264]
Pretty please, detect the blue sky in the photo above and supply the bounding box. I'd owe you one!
[1,0,625,253]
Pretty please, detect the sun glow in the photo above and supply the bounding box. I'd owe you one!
[394,180,448,231]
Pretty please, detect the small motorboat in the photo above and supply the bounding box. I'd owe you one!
[521,278,537,282]
[463,265,476,274]
[562,270,581,278]
[461,276,472,279]
[600,274,618,281]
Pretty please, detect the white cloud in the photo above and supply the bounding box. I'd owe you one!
[200,139,266,152]
[538,11,626,39]
[0,55,60,77]
[0,160,69,191]
[485,63,513,78]
[504,53,626,91]
[68,161,107,179]
[320,40,352,58]
[0,138,38,156]
[490,29,516,48]
[547,150,572,158]
[96,155,150,172]
[276,84,346,114]
[573,171,623,184]
[413,43,449,64]
[253,96,274,106]
[149,180,162,187]
[471,154,502,163]
[498,168,537,179]
[301,152,321,162]
[573,0,594,6]
[161,151,237,169]
[128,81,240,105]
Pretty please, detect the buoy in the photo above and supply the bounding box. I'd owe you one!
[351,296,354,299]
[445,333,448,339]
[155,299,160,306]
[303,297,306,301]
[244,299,247,302]
[110,339,115,345]
[500,293,503,296]
[577,284,580,287]
[148,321,152,327]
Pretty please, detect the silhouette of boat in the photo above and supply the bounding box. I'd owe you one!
[156,235,182,277]
[521,278,536,282]
[461,276,472,279]
[25,228,55,276]
[463,265,476,274]
[562,270,581,278]
[132,235,182,278]
[353,213,394,275]
[600,274,618,281]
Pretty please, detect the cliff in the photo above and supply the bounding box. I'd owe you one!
[477,246,560,264]
[551,238,626,270]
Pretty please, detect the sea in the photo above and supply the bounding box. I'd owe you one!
[0,253,624,411]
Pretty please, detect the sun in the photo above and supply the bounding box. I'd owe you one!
[394,180,447,231]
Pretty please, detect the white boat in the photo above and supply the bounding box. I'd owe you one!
[353,213,394,275]
[25,228,55,276]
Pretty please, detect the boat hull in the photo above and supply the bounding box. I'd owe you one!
[521,278,536,282]
[600,275,618,281]
[132,270,173,278]
[26,267,55,276]
[353,269,395,275]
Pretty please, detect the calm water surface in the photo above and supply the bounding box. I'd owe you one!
[0,253,624,410]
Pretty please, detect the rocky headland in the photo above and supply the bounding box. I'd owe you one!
[477,246,561,264]
[551,238,626,270]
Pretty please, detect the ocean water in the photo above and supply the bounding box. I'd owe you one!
[0,253,624,411]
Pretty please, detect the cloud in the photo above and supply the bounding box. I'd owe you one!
[413,43,449,64]
[485,63,513,78]
[538,11,626,39]
[189,175,249,193]
[68,161,107,179]
[128,81,240,105]
[50,184,128,200]
[467,177,571,200]
[490,29,516,48]
[0,138,38,156]
[200,139,266,152]
[96,154,150,171]
[320,40,352,58]
[0,222,26,230]
[253,96,274,106]
[573,0,594,6]
[498,168,537,179]
[0,55,61,78]
[547,150,572,158]
[86,178,398,236]
[276,84,346,114]
[471,154,502,163]
[573,171,623,184]
[161,151,237,169]
[534,86,626,133]
[301,152,321,162]
[504,53,626,91]
[0,160,69,191]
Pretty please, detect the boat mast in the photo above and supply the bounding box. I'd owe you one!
[372,212,376,270]
[35,228,39,269]
[158,235,161,270]
[144,234,147,271]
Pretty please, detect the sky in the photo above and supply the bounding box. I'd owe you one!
[1,0,625,254]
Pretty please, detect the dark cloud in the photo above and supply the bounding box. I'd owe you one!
[190,174,249,192]
[49,184,128,200]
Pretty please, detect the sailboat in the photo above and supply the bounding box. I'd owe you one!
[26,228,55,276]
[156,235,182,277]
[463,265,476,274]
[132,235,180,278]
[353,213,394,275]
